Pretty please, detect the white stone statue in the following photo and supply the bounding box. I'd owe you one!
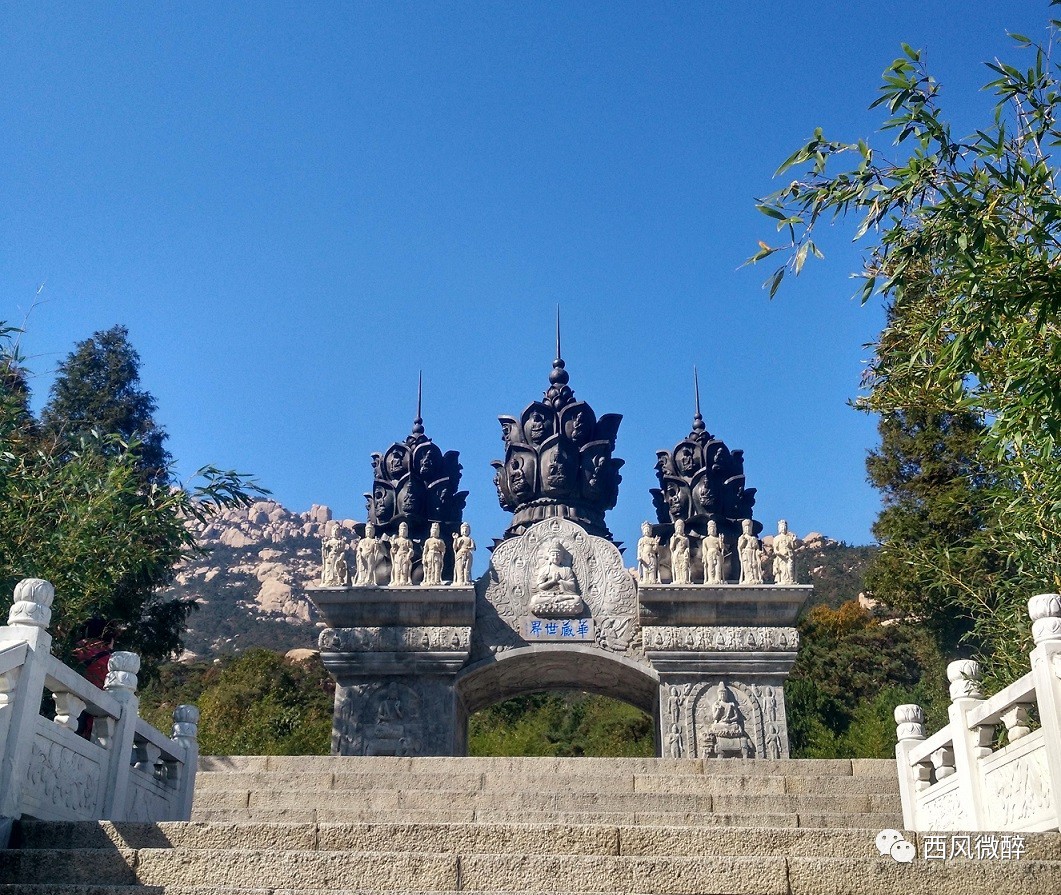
[320,527,349,586]
[701,519,724,585]
[669,519,692,585]
[709,682,744,738]
[737,519,763,585]
[452,522,475,586]
[355,523,384,586]
[529,538,585,618]
[636,521,661,584]
[389,522,414,587]
[772,519,798,586]
[665,723,684,759]
[421,522,446,587]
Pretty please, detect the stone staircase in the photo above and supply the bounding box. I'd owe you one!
[2,755,1060,893]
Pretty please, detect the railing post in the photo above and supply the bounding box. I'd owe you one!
[946,658,991,830]
[0,580,56,825]
[99,651,140,820]
[1028,593,1061,831]
[171,704,200,820]
[894,703,928,829]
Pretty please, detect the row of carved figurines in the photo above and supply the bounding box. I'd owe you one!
[320,521,476,588]
[637,518,799,586]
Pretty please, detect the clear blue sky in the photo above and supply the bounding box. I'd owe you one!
[1,2,1049,551]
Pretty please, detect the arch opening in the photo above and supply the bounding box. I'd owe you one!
[468,691,655,757]
[454,645,661,756]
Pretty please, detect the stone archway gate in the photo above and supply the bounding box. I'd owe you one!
[310,517,810,759]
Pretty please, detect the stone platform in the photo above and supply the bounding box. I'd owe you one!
[3,755,1060,893]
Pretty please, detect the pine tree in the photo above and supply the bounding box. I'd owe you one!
[863,407,1002,654]
[1,324,263,672]
[42,325,171,485]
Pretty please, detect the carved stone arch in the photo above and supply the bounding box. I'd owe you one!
[454,645,660,742]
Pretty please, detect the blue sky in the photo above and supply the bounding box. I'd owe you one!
[1,2,1050,553]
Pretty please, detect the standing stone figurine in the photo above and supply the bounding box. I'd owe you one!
[669,519,692,585]
[636,521,661,584]
[701,519,724,585]
[320,527,349,586]
[421,522,446,586]
[737,518,763,585]
[452,522,475,586]
[355,523,384,586]
[389,522,414,587]
[772,519,798,586]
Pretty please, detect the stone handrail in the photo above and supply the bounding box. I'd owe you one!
[0,578,199,841]
[894,593,1061,832]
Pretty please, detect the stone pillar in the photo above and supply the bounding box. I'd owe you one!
[310,584,475,756]
[944,658,992,830]
[171,705,200,820]
[639,583,810,759]
[1028,593,1061,831]
[0,579,56,826]
[100,651,140,819]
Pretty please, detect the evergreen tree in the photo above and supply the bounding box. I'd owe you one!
[0,324,263,673]
[752,15,1061,684]
[42,325,171,485]
[864,407,1001,654]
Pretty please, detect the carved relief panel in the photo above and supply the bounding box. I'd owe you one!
[471,518,640,662]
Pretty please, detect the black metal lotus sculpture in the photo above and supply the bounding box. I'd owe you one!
[650,376,759,543]
[492,352,624,542]
[364,391,467,546]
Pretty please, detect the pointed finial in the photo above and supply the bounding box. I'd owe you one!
[556,305,562,361]
[412,370,425,436]
[549,306,569,386]
[692,366,705,433]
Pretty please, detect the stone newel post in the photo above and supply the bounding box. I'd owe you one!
[172,704,200,819]
[0,579,56,823]
[1029,593,1061,829]
[100,651,141,818]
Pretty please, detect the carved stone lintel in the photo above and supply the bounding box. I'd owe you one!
[643,626,798,652]
[319,626,471,653]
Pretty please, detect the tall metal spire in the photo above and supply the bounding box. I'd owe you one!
[549,306,569,389]
[692,366,705,433]
[555,305,562,362]
[412,370,424,436]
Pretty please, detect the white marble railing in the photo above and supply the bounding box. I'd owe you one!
[895,593,1061,831]
[0,578,199,835]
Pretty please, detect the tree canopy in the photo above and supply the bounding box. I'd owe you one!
[753,11,1061,684]
[42,325,171,486]
[0,324,263,671]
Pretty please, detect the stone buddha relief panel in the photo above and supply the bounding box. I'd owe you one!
[470,518,640,663]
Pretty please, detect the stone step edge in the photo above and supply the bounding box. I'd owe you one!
[4,853,1061,895]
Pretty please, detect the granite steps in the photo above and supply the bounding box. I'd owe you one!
[2,756,1060,893]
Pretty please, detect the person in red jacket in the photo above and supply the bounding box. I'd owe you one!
[72,617,115,738]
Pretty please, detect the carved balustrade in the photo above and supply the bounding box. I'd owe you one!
[0,579,199,842]
[894,593,1061,831]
